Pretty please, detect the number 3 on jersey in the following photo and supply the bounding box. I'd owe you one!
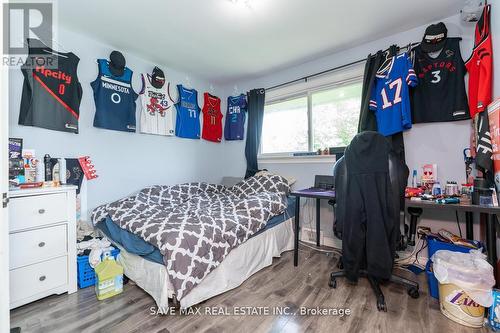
[431,70,441,83]
[381,78,402,109]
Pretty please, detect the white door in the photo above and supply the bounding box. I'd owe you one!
[0,0,10,329]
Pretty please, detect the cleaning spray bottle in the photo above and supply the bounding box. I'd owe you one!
[94,251,124,300]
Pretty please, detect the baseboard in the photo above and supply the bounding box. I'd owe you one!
[301,229,428,267]
[300,227,341,250]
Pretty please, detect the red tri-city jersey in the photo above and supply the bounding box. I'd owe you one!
[201,93,223,142]
[466,4,492,118]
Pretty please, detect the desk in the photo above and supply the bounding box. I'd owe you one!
[290,188,336,266]
[405,199,500,272]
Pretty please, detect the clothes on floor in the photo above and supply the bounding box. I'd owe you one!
[77,237,113,268]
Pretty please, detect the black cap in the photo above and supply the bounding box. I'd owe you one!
[421,22,448,53]
[151,66,165,88]
[109,50,125,76]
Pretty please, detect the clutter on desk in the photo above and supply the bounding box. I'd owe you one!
[405,161,500,206]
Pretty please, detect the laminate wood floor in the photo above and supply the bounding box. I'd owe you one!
[10,247,488,333]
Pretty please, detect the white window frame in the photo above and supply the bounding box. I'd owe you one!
[259,63,365,160]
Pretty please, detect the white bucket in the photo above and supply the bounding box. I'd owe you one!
[438,283,485,328]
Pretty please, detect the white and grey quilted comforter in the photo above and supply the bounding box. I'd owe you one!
[91,174,290,300]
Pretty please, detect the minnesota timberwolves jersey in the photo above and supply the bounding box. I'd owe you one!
[369,52,417,136]
[201,93,223,142]
[91,59,138,132]
[411,38,469,123]
[175,85,200,139]
[19,39,82,134]
[224,94,247,140]
[139,74,175,136]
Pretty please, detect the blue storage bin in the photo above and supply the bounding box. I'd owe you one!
[77,248,120,288]
[425,236,480,299]
[427,235,480,259]
[425,261,439,299]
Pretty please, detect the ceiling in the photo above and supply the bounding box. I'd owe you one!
[58,0,464,84]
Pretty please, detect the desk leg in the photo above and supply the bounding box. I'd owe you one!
[486,214,497,282]
[316,198,321,247]
[465,211,474,240]
[407,207,423,246]
[294,196,300,267]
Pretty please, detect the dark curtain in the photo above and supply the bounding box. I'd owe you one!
[245,88,266,178]
[357,51,382,133]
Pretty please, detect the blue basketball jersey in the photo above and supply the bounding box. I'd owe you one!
[175,85,200,139]
[91,59,138,132]
[224,94,247,140]
[369,52,417,136]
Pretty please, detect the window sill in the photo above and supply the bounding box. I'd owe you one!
[258,154,336,164]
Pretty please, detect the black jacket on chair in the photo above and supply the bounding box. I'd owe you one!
[333,131,408,281]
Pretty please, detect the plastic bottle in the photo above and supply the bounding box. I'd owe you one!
[412,170,417,187]
[95,253,124,300]
[432,182,442,196]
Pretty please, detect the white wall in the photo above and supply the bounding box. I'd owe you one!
[9,27,247,217]
[231,13,486,241]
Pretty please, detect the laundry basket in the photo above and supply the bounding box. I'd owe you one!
[77,248,120,288]
[432,249,495,328]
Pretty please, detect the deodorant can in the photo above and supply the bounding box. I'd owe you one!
[35,158,45,182]
[44,154,52,181]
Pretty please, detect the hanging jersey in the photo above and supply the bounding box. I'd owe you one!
[139,74,175,136]
[91,59,138,132]
[201,93,223,142]
[410,38,469,123]
[466,4,492,118]
[19,39,82,134]
[175,85,200,139]
[369,52,417,136]
[224,94,247,140]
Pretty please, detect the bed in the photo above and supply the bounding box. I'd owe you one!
[91,174,295,308]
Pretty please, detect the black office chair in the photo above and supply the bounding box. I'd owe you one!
[328,131,419,311]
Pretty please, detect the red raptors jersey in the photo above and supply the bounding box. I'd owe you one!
[466,4,492,117]
[201,93,223,142]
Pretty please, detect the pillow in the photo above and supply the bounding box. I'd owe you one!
[254,170,297,186]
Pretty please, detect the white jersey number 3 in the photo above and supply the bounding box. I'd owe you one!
[431,70,441,83]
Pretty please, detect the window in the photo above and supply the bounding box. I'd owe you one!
[261,96,308,154]
[260,79,362,155]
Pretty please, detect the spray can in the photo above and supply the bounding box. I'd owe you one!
[59,158,66,184]
[35,158,45,182]
[44,154,52,181]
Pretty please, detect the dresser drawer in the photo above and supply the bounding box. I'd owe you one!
[9,193,67,232]
[10,256,68,305]
[10,225,67,269]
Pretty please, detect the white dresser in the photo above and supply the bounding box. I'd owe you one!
[8,186,77,309]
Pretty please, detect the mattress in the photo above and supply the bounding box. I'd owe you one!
[115,216,295,309]
[96,196,296,265]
